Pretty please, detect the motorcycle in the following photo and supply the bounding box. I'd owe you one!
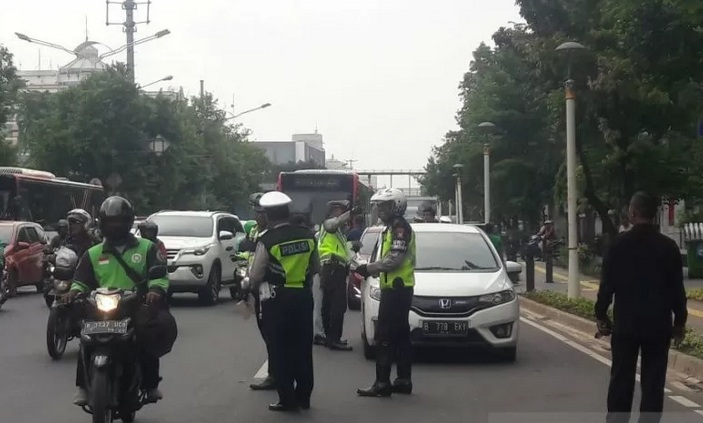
[229,260,248,301]
[46,247,80,359]
[76,265,165,423]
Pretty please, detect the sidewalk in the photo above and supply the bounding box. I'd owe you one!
[521,262,703,334]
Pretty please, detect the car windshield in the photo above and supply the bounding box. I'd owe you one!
[359,229,380,257]
[415,231,499,272]
[149,215,213,238]
[0,226,12,245]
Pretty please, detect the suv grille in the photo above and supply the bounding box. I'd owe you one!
[165,249,180,260]
[411,295,486,317]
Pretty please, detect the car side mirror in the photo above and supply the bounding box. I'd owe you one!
[505,261,522,276]
[218,230,234,241]
[148,265,167,280]
[17,241,30,249]
[350,241,362,253]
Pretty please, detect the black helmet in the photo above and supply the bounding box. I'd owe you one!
[98,196,134,241]
[249,192,265,212]
[138,220,158,238]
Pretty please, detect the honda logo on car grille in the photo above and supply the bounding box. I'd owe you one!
[439,299,451,309]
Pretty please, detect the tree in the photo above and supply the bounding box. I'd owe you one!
[0,46,23,165]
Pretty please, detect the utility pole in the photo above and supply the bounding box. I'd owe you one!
[106,0,152,82]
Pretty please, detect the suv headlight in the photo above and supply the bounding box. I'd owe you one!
[183,245,211,256]
[369,281,381,301]
[95,293,121,312]
[478,289,516,306]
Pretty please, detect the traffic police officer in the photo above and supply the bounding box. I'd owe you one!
[244,193,277,391]
[249,191,319,412]
[319,200,359,351]
[355,188,416,397]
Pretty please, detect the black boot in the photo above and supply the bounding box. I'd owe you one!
[392,378,412,394]
[327,340,353,351]
[357,381,392,397]
[250,376,276,390]
[313,334,327,346]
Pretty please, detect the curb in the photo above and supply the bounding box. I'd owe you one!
[519,296,703,380]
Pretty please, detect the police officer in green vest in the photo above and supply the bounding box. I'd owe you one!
[67,196,177,406]
[244,192,278,392]
[355,188,416,397]
[249,191,319,412]
[319,200,360,351]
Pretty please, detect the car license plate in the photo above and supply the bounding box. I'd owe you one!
[421,320,468,336]
[81,320,128,336]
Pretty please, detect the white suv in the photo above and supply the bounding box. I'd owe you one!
[146,211,246,305]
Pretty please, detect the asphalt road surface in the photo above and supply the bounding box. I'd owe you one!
[3,288,703,423]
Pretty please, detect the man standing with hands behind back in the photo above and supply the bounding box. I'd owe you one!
[595,192,687,423]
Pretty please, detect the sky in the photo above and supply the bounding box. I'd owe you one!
[1,0,522,188]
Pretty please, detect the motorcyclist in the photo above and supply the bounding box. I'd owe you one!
[537,219,556,258]
[65,209,98,258]
[66,196,177,406]
[418,202,439,223]
[138,220,168,259]
[48,219,69,250]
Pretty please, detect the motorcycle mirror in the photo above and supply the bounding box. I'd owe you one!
[239,239,256,253]
[52,266,75,280]
[148,265,167,280]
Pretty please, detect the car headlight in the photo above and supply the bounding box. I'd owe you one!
[53,280,71,291]
[478,289,516,306]
[183,245,211,256]
[95,293,121,312]
[369,285,381,301]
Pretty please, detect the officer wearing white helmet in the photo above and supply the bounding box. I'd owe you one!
[249,191,319,412]
[355,188,416,397]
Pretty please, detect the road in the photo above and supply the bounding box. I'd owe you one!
[3,288,703,422]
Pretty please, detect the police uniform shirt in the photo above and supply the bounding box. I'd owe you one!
[249,223,320,287]
[366,217,412,276]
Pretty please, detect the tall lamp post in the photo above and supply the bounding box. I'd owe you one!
[556,41,587,299]
[453,164,464,224]
[225,103,272,121]
[139,75,173,90]
[478,121,496,224]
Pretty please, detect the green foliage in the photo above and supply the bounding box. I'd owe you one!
[523,289,703,359]
[16,66,269,214]
[687,289,703,302]
[423,1,703,234]
[0,46,23,166]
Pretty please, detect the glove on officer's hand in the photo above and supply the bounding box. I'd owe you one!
[673,325,686,347]
[355,264,371,278]
[596,319,613,338]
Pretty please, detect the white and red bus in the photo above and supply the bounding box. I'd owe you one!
[277,169,376,227]
[0,167,104,230]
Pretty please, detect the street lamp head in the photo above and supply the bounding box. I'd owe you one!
[261,103,272,108]
[155,29,171,38]
[555,41,587,53]
[452,163,464,170]
[163,75,174,81]
[15,32,31,42]
[477,122,496,129]
[149,134,171,156]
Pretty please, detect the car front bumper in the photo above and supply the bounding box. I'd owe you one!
[167,258,210,291]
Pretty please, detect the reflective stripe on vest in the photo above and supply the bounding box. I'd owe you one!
[268,238,316,288]
[379,227,416,289]
[88,239,153,290]
[318,227,348,263]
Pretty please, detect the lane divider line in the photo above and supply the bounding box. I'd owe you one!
[670,396,702,408]
[254,360,268,380]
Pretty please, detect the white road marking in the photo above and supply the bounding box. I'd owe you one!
[670,396,701,408]
[695,409,703,416]
[254,360,268,380]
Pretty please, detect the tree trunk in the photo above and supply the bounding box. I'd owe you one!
[575,136,618,240]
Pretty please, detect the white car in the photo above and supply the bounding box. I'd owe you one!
[361,223,522,361]
[147,211,246,306]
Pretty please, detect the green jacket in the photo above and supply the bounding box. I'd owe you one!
[71,235,169,294]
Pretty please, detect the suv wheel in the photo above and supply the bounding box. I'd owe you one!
[198,264,221,306]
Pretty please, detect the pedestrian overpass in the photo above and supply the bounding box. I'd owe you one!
[353,169,426,193]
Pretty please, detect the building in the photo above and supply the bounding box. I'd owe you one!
[253,132,326,167]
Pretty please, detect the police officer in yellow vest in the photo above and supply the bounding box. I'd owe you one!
[67,196,177,406]
[249,191,320,412]
[355,188,416,397]
[318,200,361,351]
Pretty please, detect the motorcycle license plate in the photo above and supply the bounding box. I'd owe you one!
[81,320,128,336]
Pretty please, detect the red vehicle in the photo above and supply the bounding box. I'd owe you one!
[0,221,49,296]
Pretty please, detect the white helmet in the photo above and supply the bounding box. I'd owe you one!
[67,208,92,224]
[259,191,292,209]
[370,188,407,216]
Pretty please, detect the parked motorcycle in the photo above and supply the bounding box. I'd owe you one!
[229,259,248,300]
[46,247,80,359]
[76,265,165,423]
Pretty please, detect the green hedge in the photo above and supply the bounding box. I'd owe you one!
[687,289,703,302]
[522,290,703,360]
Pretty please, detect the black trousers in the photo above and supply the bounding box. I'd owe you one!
[606,332,670,423]
[320,263,349,343]
[268,288,314,406]
[254,291,275,378]
[375,286,413,383]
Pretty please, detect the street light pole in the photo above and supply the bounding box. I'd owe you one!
[478,121,496,224]
[124,0,136,82]
[225,103,272,121]
[556,41,587,299]
[139,75,173,89]
[453,164,464,224]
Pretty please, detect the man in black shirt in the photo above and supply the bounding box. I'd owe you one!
[595,192,687,423]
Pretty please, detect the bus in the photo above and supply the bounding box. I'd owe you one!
[0,167,105,230]
[277,169,376,227]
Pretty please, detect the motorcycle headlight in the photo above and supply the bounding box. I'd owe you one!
[54,280,70,291]
[478,289,516,306]
[95,293,121,312]
[236,267,247,278]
